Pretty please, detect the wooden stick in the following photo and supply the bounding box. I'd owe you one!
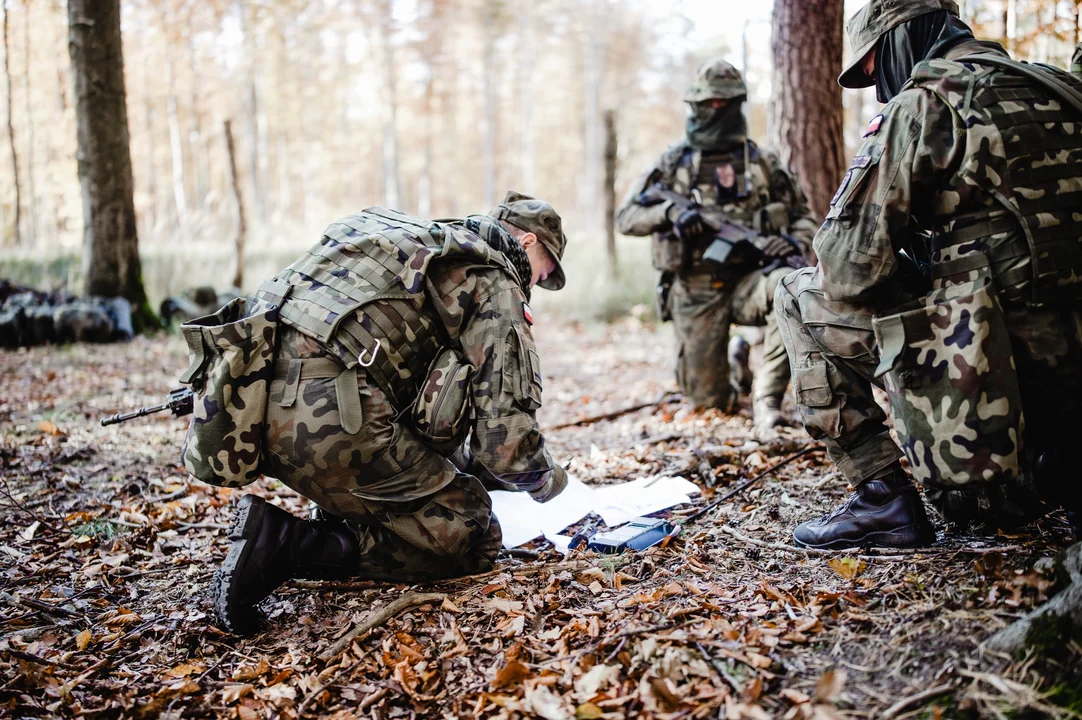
[880,683,954,718]
[717,525,1019,561]
[317,592,446,662]
[545,391,680,431]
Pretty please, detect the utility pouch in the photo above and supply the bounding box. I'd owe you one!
[178,295,282,487]
[651,233,684,272]
[872,278,1023,490]
[412,347,474,453]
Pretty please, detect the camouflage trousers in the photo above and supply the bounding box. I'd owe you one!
[776,266,1082,518]
[670,266,792,409]
[260,328,502,583]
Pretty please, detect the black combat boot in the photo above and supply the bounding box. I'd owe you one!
[793,464,936,550]
[213,495,359,635]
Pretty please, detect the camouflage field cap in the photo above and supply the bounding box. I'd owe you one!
[839,0,960,89]
[488,191,568,291]
[684,57,747,103]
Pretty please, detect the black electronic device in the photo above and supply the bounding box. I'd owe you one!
[587,517,679,554]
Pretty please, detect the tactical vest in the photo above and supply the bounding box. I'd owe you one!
[652,141,783,274]
[256,207,521,410]
[916,55,1082,306]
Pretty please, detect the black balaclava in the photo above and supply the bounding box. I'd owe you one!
[874,10,974,103]
[686,98,748,152]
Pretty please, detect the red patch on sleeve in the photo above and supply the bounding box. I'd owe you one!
[522,302,533,326]
[862,114,884,138]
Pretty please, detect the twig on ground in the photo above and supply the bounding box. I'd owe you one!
[880,683,954,718]
[683,444,825,524]
[545,391,681,431]
[717,525,1021,561]
[0,590,79,619]
[318,592,447,662]
[0,476,72,536]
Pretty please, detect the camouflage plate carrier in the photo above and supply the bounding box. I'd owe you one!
[178,207,526,489]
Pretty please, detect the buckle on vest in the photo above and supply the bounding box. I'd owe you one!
[358,338,381,368]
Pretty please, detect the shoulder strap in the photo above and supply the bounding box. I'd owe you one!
[958,53,1082,117]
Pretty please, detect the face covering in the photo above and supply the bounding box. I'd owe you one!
[874,10,975,103]
[686,98,748,152]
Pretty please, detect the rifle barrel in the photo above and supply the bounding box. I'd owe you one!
[100,401,171,427]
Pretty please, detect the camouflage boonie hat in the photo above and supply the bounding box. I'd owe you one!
[684,57,747,103]
[488,191,568,291]
[839,0,960,89]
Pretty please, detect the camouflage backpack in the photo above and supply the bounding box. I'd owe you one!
[178,288,287,488]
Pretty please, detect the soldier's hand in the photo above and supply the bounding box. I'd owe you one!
[670,207,707,241]
[759,234,799,259]
[529,468,568,504]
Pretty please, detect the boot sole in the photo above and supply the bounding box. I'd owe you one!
[793,523,936,551]
[212,496,266,635]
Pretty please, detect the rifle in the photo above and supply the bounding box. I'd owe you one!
[100,388,194,427]
[641,183,805,268]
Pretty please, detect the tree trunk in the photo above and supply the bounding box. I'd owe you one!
[379,0,400,209]
[480,28,496,209]
[237,0,265,218]
[224,120,246,290]
[165,37,188,232]
[3,0,21,245]
[581,0,606,230]
[603,110,617,279]
[988,541,1082,655]
[67,0,154,330]
[22,0,34,245]
[768,0,845,220]
[186,10,206,209]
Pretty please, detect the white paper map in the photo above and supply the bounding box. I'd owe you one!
[488,473,700,549]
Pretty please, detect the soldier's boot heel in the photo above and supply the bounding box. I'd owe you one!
[213,495,359,635]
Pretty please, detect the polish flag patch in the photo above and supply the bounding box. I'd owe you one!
[862,113,884,138]
[522,302,533,326]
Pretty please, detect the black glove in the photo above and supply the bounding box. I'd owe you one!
[668,206,707,241]
[758,234,798,259]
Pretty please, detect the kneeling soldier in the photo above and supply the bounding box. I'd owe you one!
[778,0,1082,549]
[178,194,569,633]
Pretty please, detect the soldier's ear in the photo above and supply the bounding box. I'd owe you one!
[519,232,538,249]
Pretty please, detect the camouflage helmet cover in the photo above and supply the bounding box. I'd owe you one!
[684,57,747,103]
[488,191,568,291]
[838,0,960,89]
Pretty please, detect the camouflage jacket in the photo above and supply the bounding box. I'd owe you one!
[614,139,820,274]
[814,39,1082,305]
[265,209,565,496]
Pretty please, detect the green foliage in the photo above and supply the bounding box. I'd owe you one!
[71,519,128,540]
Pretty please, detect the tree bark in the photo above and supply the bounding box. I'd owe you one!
[67,0,154,330]
[603,109,617,279]
[224,120,246,290]
[3,0,21,245]
[768,0,846,220]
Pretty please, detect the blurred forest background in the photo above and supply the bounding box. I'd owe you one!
[0,0,1080,318]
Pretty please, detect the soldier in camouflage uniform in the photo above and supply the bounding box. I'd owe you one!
[615,58,819,430]
[778,0,1082,549]
[196,193,569,633]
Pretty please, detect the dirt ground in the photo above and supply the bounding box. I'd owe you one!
[1,318,1079,719]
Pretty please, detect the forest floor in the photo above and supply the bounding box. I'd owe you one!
[1,318,1080,719]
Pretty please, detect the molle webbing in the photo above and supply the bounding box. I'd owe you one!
[954,55,1082,304]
